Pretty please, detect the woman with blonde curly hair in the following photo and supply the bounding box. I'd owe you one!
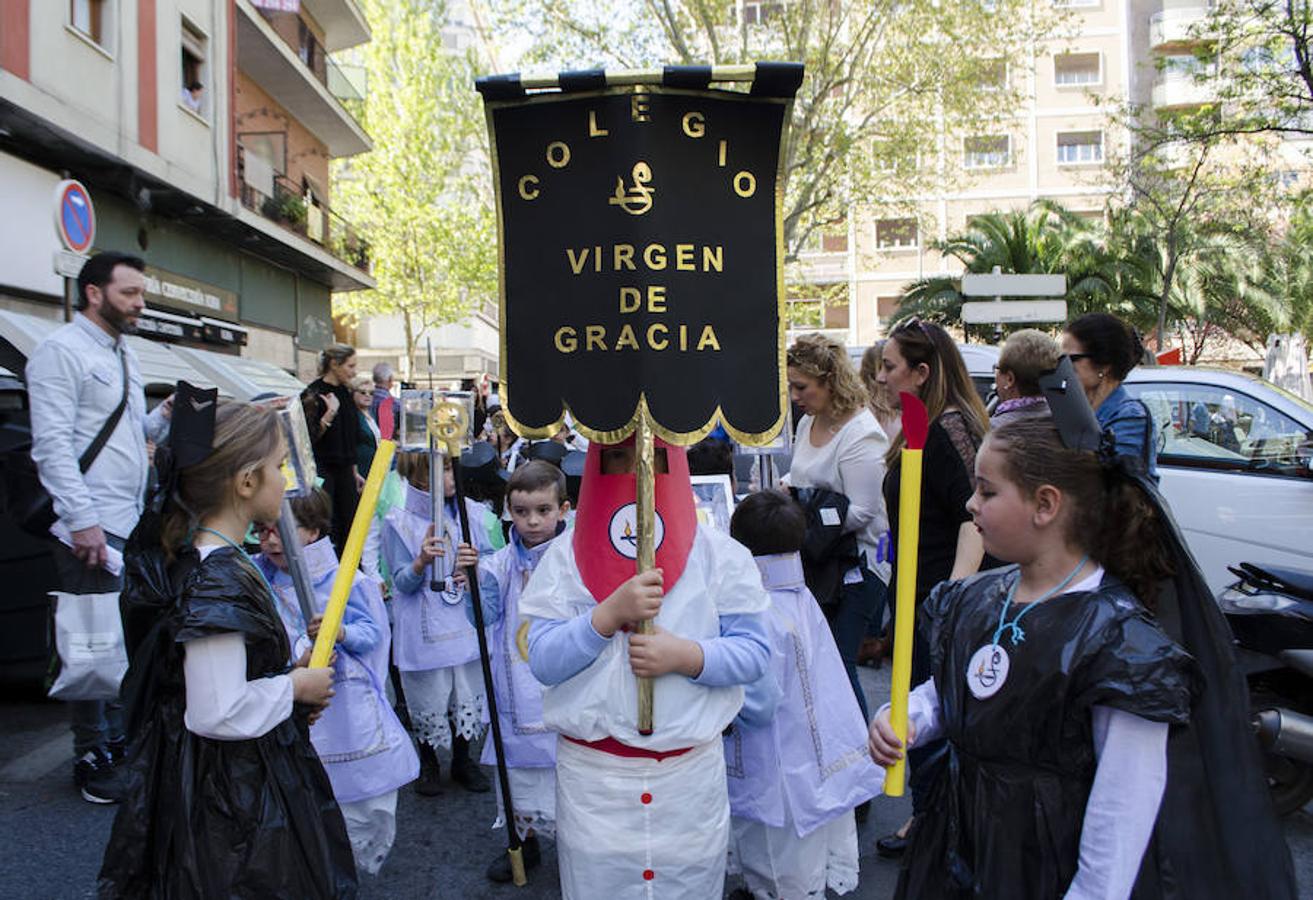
[784,333,890,721]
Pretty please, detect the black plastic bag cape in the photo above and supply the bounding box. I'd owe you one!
[1126,469,1296,899]
[98,510,357,899]
[896,400,1296,897]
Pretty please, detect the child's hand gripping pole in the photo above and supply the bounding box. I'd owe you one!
[885,394,929,797]
[309,440,397,669]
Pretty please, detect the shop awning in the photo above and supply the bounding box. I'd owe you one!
[0,309,304,400]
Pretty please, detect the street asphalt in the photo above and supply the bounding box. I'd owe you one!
[1,665,1310,899]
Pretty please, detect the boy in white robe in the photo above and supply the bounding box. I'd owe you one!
[724,489,882,899]
[521,437,771,899]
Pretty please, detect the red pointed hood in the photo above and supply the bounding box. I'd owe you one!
[572,436,697,603]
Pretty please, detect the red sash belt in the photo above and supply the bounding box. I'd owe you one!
[564,735,694,762]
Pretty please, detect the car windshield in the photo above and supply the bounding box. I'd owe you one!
[1125,381,1313,477]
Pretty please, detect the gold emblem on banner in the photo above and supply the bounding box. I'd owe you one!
[609,162,655,215]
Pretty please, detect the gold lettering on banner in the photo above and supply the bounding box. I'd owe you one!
[517,175,540,201]
[614,244,636,270]
[631,92,651,122]
[618,286,667,313]
[733,171,757,198]
[566,248,588,275]
[609,162,655,216]
[718,140,728,167]
[547,141,571,168]
[682,112,705,138]
[647,323,669,350]
[615,324,640,350]
[589,110,609,137]
[549,323,723,353]
[555,326,578,353]
[563,243,725,272]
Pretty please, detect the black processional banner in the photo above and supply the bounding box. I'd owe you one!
[476,64,803,446]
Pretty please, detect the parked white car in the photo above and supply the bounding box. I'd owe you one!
[1123,366,1313,594]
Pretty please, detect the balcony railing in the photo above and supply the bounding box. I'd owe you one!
[1149,6,1212,47]
[256,7,366,105]
[238,148,371,274]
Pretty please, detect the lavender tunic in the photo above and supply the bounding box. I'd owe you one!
[382,483,495,672]
[257,537,419,805]
[725,552,882,836]
[469,529,558,769]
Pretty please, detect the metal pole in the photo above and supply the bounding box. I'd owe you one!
[429,436,445,592]
[277,496,318,627]
[63,276,75,323]
[635,403,656,736]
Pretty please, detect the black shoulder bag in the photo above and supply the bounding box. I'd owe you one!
[790,485,861,609]
[6,349,132,538]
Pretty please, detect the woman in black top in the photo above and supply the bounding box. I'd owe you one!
[876,318,993,856]
[304,344,361,552]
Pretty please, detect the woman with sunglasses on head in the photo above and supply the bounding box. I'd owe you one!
[875,317,994,857]
[1062,313,1158,480]
[785,334,891,723]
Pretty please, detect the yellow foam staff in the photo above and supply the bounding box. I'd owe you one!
[885,393,929,797]
[310,440,397,669]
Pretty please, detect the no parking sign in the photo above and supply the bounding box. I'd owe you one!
[53,180,95,254]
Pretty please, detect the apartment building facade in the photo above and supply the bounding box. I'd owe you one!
[0,0,373,380]
[794,0,1232,350]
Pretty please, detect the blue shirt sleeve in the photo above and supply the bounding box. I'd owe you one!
[382,522,425,596]
[464,563,504,628]
[527,614,611,685]
[1100,392,1159,480]
[691,611,772,688]
[340,581,383,655]
[735,667,784,728]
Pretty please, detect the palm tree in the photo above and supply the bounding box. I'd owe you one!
[895,201,1130,332]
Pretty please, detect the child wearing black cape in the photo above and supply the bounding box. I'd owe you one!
[869,359,1296,899]
[98,388,357,899]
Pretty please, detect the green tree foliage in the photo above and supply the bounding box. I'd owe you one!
[490,0,1062,258]
[895,201,1152,334]
[896,196,1313,361]
[332,0,497,377]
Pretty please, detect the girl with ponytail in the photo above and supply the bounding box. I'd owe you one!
[100,394,358,898]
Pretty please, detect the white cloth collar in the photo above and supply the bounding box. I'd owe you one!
[302,536,340,585]
[754,552,806,591]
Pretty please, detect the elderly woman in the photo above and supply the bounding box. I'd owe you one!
[991,329,1061,427]
[351,374,380,476]
[1062,313,1158,479]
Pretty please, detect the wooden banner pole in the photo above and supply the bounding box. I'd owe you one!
[635,404,656,736]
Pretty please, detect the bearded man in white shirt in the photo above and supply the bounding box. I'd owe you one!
[27,251,171,804]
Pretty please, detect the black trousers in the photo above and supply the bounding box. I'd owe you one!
[319,463,359,554]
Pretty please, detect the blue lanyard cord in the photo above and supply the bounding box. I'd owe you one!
[194,526,283,612]
[992,555,1091,647]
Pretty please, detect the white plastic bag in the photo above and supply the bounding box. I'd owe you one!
[47,591,127,701]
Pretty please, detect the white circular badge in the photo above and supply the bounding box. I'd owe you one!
[608,503,665,559]
[966,643,1010,700]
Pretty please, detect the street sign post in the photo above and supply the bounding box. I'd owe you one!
[961,272,1066,297]
[52,180,96,323]
[960,267,1067,338]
